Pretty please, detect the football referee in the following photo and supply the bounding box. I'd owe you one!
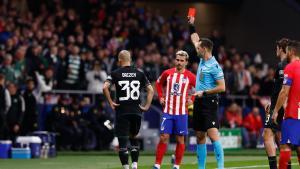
[188,16,226,169]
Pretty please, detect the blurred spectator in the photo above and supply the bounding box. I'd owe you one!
[49,95,76,149]
[13,46,27,85]
[21,78,38,135]
[84,104,114,150]
[223,103,242,128]
[160,55,170,73]
[210,29,225,57]
[68,99,87,150]
[247,83,262,108]
[86,60,107,93]
[62,45,84,90]
[55,47,68,89]
[260,68,275,96]
[26,45,46,77]
[0,74,11,139]
[35,68,55,103]
[0,54,16,83]
[243,107,263,148]
[45,46,59,74]
[236,61,252,94]
[6,83,25,142]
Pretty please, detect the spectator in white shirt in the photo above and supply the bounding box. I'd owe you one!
[86,61,107,94]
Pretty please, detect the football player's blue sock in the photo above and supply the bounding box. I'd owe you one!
[196,144,206,169]
[213,141,224,169]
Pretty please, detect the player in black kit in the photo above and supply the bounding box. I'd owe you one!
[103,50,154,169]
[263,38,290,169]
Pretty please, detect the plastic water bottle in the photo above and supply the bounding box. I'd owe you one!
[40,145,45,159]
[44,143,49,159]
[41,143,49,159]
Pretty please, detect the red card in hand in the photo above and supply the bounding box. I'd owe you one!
[188,8,196,17]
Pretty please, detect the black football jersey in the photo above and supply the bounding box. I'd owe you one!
[106,66,150,116]
[270,59,288,110]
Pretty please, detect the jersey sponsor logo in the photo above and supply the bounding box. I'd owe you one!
[212,121,215,125]
[107,75,112,80]
[173,83,180,92]
[179,131,185,134]
[170,83,182,96]
[122,73,136,77]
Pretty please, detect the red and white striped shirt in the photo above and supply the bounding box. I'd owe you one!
[156,68,196,115]
[283,60,300,119]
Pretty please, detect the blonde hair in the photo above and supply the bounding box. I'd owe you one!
[176,50,189,60]
[118,50,131,62]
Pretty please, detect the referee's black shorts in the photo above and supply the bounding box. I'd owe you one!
[193,95,220,132]
[115,114,141,137]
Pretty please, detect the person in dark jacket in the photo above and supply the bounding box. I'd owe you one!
[0,74,11,139]
[22,78,38,135]
[85,103,114,150]
[6,83,25,142]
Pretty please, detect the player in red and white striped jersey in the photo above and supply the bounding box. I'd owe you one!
[272,40,300,169]
[156,65,196,116]
[153,50,196,169]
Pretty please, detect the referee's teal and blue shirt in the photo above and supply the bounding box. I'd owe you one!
[195,56,224,91]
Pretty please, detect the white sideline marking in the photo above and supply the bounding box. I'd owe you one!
[219,163,298,169]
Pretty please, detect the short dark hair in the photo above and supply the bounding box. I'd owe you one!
[287,40,300,56]
[276,38,289,53]
[199,38,214,52]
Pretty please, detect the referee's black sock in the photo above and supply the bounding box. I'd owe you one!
[268,156,277,169]
[130,138,140,163]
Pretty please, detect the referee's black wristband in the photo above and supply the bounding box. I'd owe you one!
[189,24,196,34]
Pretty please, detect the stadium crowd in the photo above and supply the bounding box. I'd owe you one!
[0,0,271,149]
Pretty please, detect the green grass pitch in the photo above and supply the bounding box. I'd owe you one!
[0,150,299,169]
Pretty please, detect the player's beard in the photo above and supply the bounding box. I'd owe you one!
[176,64,183,71]
[197,50,204,58]
[286,54,292,63]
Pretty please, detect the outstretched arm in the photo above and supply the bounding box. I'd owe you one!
[188,16,200,49]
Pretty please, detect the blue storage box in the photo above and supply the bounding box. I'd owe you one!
[11,147,31,159]
[32,131,57,158]
[16,136,42,158]
[0,140,12,159]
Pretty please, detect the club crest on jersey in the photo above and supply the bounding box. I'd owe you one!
[181,77,187,83]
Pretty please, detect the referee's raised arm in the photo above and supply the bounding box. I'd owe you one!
[188,14,225,169]
[188,16,200,50]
